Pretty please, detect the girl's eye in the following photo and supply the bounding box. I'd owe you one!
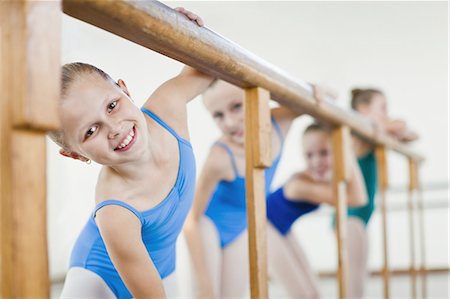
[213,112,223,120]
[232,103,242,111]
[85,126,97,139]
[107,100,118,113]
[320,149,329,157]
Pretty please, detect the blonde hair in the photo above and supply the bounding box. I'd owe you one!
[48,62,115,150]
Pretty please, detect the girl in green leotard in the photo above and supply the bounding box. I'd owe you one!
[347,88,418,298]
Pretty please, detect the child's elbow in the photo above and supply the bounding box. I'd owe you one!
[348,193,368,207]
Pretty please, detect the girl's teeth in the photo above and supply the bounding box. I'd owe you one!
[116,128,135,150]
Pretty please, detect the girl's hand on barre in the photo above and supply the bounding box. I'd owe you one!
[311,83,339,106]
[384,119,407,134]
[383,119,419,142]
[175,7,205,26]
[397,130,419,142]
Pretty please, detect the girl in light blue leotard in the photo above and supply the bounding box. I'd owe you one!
[54,62,212,299]
[183,80,307,298]
[49,10,215,299]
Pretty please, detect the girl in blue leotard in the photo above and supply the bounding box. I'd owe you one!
[183,80,307,298]
[346,88,418,298]
[266,122,368,298]
[49,9,214,299]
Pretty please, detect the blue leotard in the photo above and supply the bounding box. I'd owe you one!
[267,187,319,235]
[69,108,196,299]
[204,118,284,248]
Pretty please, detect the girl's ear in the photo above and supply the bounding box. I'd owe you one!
[117,79,131,97]
[59,149,90,162]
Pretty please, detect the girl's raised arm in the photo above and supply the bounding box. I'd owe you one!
[183,147,231,298]
[285,140,367,207]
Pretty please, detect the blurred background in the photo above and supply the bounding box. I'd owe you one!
[49,1,448,297]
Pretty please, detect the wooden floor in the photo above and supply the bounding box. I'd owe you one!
[273,273,449,299]
[51,272,449,298]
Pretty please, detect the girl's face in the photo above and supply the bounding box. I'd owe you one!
[60,73,148,166]
[203,82,245,145]
[359,93,388,126]
[302,130,332,181]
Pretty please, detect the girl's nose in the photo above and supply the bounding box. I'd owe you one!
[312,157,321,168]
[108,124,123,139]
[224,115,235,128]
[108,131,120,139]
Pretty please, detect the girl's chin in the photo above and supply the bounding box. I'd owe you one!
[313,173,330,182]
[231,136,245,145]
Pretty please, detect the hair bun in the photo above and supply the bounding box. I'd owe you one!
[351,88,363,98]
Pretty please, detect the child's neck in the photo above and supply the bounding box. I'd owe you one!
[107,151,154,182]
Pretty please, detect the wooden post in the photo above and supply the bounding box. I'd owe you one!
[0,12,13,298]
[244,87,271,299]
[331,126,351,299]
[408,158,418,298]
[376,146,390,299]
[0,1,60,298]
[416,163,427,298]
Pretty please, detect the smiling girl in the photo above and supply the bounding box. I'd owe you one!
[266,122,367,298]
[183,80,303,298]
[51,9,215,299]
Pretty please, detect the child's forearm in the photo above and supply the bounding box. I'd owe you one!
[383,119,418,142]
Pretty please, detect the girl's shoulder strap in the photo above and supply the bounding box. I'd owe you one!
[271,116,284,143]
[93,199,144,224]
[213,142,239,177]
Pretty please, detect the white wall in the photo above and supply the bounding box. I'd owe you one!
[48,1,448,279]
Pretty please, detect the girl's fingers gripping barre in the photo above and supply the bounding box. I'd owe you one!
[175,7,205,27]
